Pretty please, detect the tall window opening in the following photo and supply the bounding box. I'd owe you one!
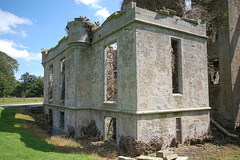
[60,111,65,129]
[61,58,66,100]
[208,58,220,85]
[49,109,53,126]
[48,65,53,101]
[105,42,117,101]
[176,118,182,143]
[171,38,182,94]
[105,116,116,143]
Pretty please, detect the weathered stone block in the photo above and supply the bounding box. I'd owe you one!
[176,157,188,160]
[164,154,178,160]
[156,150,174,158]
[118,156,135,160]
[137,155,163,160]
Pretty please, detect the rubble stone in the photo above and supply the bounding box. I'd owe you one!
[156,150,174,158]
[118,156,135,160]
[137,155,163,160]
[164,154,178,160]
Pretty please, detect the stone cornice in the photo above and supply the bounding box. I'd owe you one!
[44,103,211,115]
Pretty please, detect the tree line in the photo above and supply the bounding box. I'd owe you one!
[0,51,43,98]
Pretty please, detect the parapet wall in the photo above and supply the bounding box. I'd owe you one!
[92,1,206,45]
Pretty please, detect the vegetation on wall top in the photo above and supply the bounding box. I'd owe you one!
[121,0,229,43]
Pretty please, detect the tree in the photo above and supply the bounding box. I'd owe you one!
[12,72,43,97]
[25,76,44,97]
[10,81,22,97]
[19,72,37,94]
[0,51,19,98]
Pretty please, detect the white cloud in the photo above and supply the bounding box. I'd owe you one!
[18,44,28,49]
[20,30,28,38]
[75,0,99,7]
[95,8,110,19]
[74,0,110,19]
[0,9,32,35]
[91,3,102,9]
[0,39,41,61]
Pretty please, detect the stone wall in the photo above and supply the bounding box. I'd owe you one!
[208,0,240,129]
[90,23,137,111]
[42,1,210,146]
[137,111,210,146]
[135,10,209,112]
[229,0,240,128]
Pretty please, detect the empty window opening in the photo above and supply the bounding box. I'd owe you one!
[105,116,116,143]
[60,111,65,129]
[61,58,66,100]
[105,42,117,101]
[171,39,182,94]
[176,118,182,143]
[48,65,53,101]
[48,109,53,126]
[208,58,220,85]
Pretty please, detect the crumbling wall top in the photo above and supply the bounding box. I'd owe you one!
[92,1,207,44]
[122,1,137,11]
[66,18,90,43]
[42,1,207,64]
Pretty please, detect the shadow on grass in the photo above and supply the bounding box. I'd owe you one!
[0,107,120,159]
[0,108,63,153]
[56,138,123,158]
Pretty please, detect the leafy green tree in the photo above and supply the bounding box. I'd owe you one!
[12,72,43,97]
[19,72,37,94]
[25,76,44,97]
[0,51,19,98]
[10,81,22,97]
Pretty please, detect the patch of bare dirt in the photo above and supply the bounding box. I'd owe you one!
[173,143,240,160]
[119,136,163,156]
[22,108,240,160]
[172,124,240,160]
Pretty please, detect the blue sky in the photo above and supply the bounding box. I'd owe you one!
[0,0,122,80]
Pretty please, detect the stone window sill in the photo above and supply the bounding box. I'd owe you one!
[103,101,118,108]
[209,84,220,88]
[59,99,65,105]
[172,93,183,97]
[103,101,118,105]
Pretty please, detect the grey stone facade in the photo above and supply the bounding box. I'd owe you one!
[42,2,210,146]
[208,0,240,129]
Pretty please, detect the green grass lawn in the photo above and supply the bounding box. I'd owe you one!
[0,97,43,105]
[0,108,100,160]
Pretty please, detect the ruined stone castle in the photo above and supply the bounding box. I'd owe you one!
[42,1,211,147]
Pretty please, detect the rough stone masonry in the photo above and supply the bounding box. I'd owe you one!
[41,1,211,153]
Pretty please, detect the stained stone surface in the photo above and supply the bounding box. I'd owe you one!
[42,1,210,146]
